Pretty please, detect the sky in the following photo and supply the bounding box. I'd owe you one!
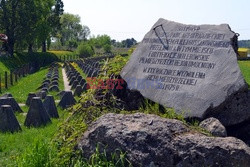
[63,0,250,42]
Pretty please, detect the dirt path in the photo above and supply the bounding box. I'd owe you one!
[62,68,71,91]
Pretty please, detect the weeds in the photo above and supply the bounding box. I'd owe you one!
[16,139,54,167]
[74,144,132,167]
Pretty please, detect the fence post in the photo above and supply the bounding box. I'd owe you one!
[10,70,13,86]
[0,74,1,93]
[22,66,25,77]
[14,70,18,83]
[5,71,8,89]
[18,69,21,78]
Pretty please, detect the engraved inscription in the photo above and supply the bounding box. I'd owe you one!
[138,26,231,91]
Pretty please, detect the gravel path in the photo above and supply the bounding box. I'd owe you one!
[62,68,71,91]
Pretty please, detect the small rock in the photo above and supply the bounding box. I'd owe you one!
[200,117,227,137]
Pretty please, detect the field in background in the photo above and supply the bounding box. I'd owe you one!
[238,61,250,87]
[238,48,250,57]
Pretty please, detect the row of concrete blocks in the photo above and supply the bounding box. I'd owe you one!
[65,63,87,97]
[75,60,100,77]
[27,90,76,111]
[37,64,60,93]
[0,93,58,133]
[76,59,100,69]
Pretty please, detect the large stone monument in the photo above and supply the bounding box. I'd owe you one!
[121,18,249,126]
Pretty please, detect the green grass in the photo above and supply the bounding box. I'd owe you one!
[0,106,69,167]
[238,60,250,87]
[0,68,48,103]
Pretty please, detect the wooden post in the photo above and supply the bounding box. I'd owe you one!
[18,69,21,78]
[14,70,18,83]
[10,70,13,86]
[22,67,25,77]
[0,74,2,93]
[5,71,8,89]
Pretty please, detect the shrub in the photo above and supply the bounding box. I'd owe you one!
[103,44,111,53]
[77,42,94,58]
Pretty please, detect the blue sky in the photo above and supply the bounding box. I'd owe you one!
[63,0,250,41]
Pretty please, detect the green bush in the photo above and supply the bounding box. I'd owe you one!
[77,42,94,58]
[103,44,111,53]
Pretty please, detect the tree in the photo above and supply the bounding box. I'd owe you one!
[37,0,64,52]
[90,35,111,52]
[20,0,55,53]
[121,38,137,48]
[57,13,90,50]
[0,0,63,55]
[0,0,20,56]
[77,42,94,58]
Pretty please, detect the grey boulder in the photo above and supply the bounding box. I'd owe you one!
[78,113,250,167]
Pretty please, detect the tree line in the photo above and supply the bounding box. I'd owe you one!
[0,0,137,58]
[238,40,250,48]
[0,0,64,56]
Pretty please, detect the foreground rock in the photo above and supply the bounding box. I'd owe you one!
[78,113,250,167]
[120,18,249,126]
